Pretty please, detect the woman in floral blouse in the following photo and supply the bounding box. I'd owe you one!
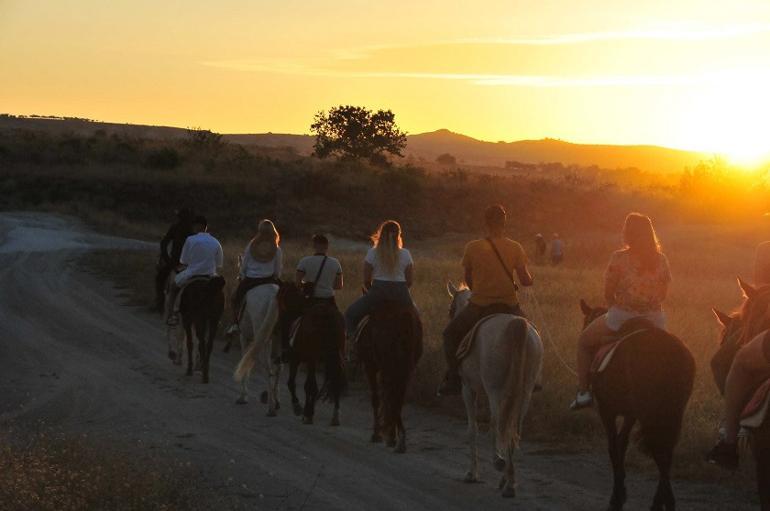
[570,213,672,410]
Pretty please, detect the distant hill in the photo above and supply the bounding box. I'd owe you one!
[0,115,706,173]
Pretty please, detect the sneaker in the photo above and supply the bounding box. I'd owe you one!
[436,372,463,397]
[226,323,240,336]
[706,440,739,470]
[569,390,593,410]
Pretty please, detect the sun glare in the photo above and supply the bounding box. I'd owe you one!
[679,71,770,167]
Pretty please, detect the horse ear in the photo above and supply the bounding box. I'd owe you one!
[712,308,731,327]
[447,280,458,297]
[738,276,757,299]
[579,299,592,316]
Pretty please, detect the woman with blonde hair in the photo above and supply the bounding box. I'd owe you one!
[344,220,415,336]
[570,213,672,410]
[226,219,283,335]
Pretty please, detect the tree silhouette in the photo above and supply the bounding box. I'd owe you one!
[311,105,407,165]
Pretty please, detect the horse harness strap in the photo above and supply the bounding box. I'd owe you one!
[486,238,519,292]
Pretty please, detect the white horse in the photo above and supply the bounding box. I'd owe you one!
[447,281,543,498]
[233,283,283,416]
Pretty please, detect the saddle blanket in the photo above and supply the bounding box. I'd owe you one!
[455,314,526,361]
[590,328,649,374]
[741,378,770,428]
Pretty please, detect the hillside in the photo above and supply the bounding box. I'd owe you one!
[0,115,706,173]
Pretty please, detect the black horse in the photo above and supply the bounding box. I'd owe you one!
[278,285,346,425]
[579,300,695,511]
[179,276,226,383]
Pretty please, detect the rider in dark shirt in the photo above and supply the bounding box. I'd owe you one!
[153,208,194,312]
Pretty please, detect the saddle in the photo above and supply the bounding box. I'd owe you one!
[174,275,217,312]
[740,378,770,428]
[590,327,650,374]
[455,314,509,361]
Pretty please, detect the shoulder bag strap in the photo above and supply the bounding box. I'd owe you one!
[486,238,519,292]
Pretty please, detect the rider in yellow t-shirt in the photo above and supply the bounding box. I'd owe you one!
[437,205,533,396]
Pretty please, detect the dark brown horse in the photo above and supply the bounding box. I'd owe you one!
[278,285,346,426]
[358,302,423,453]
[711,278,770,510]
[179,276,226,383]
[579,301,695,511]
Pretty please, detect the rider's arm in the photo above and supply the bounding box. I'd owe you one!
[274,247,283,280]
[516,264,533,287]
[159,227,174,264]
[404,264,414,288]
[334,272,344,290]
[604,254,620,306]
[363,261,374,290]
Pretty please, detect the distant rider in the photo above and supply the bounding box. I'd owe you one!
[154,208,194,312]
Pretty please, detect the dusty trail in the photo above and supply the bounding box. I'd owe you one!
[0,212,754,510]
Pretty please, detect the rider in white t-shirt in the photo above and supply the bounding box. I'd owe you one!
[296,234,343,304]
[166,216,223,325]
[344,220,415,336]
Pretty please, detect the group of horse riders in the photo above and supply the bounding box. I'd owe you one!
[154,205,770,472]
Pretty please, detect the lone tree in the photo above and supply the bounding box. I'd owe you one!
[311,105,407,165]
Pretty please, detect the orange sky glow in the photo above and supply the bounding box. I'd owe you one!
[2,1,770,163]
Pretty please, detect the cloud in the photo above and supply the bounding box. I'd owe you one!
[201,23,770,88]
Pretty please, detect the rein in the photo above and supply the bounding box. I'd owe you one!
[525,288,578,377]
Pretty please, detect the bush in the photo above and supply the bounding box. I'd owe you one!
[144,147,180,170]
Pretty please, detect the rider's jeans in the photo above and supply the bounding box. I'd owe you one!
[344,280,414,336]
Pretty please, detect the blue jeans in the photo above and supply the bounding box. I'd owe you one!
[344,280,414,336]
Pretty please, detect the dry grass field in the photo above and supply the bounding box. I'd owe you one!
[87,219,766,488]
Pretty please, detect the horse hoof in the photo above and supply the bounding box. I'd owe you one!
[330,417,340,427]
[493,456,506,472]
[185,370,193,376]
[202,376,209,384]
[293,403,303,416]
[260,391,268,404]
[168,350,176,360]
[302,416,313,425]
[235,396,248,405]
[266,409,277,417]
[394,443,406,454]
[386,438,396,448]
[501,486,516,498]
[464,472,479,484]
[370,434,382,443]
[275,401,281,410]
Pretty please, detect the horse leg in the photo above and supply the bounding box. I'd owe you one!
[757,445,770,511]
[201,319,217,384]
[195,319,207,382]
[462,383,480,482]
[394,400,406,454]
[500,446,516,498]
[288,360,301,416]
[302,362,318,425]
[601,412,625,511]
[184,320,194,377]
[365,365,382,443]
[650,446,674,511]
[266,352,282,416]
[330,388,341,427]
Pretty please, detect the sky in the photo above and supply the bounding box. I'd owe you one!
[3,1,770,162]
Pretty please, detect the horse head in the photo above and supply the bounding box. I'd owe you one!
[579,299,607,329]
[710,307,743,395]
[446,280,471,319]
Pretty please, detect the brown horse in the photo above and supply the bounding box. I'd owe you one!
[579,301,695,511]
[278,285,346,426]
[179,276,226,383]
[711,278,770,510]
[358,302,423,453]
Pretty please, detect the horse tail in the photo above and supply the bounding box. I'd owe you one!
[233,292,279,382]
[497,318,542,450]
[320,309,347,400]
[630,332,695,456]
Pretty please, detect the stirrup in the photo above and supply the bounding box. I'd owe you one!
[569,391,593,411]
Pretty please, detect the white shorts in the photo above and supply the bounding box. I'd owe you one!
[605,306,666,332]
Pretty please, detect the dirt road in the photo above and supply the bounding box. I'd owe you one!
[0,212,755,510]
